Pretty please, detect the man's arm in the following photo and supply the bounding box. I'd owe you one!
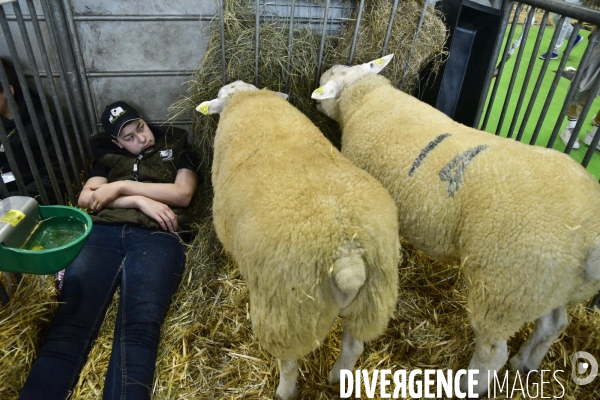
[86,168,198,211]
[78,172,197,232]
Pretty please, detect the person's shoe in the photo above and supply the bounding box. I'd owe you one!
[560,127,580,149]
[583,126,600,150]
[539,52,559,60]
[572,34,584,49]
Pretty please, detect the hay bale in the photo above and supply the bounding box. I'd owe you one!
[329,0,448,95]
[170,0,448,183]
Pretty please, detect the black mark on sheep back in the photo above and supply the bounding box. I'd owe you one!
[439,145,488,197]
[408,133,452,176]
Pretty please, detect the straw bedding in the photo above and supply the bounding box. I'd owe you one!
[2,221,599,399]
[2,0,599,398]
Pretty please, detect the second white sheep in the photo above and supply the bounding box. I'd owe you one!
[312,55,600,395]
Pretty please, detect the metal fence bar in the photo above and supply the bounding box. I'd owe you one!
[546,28,600,150]
[496,5,533,136]
[382,0,399,57]
[399,0,428,91]
[74,15,208,22]
[0,6,50,204]
[12,1,66,203]
[0,112,26,195]
[480,1,521,132]
[514,11,551,142]
[528,18,572,145]
[315,0,331,87]
[505,7,536,138]
[564,31,600,156]
[87,71,196,78]
[25,0,81,188]
[284,0,296,92]
[46,1,93,159]
[0,159,8,198]
[521,0,600,25]
[58,0,96,142]
[219,0,227,84]
[566,72,600,156]
[581,69,600,166]
[347,0,364,65]
[255,0,260,87]
[39,0,89,176]
[15,0,76,203]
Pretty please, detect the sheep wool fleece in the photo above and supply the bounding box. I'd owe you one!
[337,74,600,343]
[212,89,400,360]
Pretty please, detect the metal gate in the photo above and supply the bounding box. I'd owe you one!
[479,0,600,179]
[3,0,600,207]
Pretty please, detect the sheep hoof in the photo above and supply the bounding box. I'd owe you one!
[275,386,299,400]
[509,355,532,373]
[459,372,488,398]
[329,367,341,385]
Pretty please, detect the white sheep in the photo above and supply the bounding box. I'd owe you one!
[196,81,400,399]
[311,55,600,395]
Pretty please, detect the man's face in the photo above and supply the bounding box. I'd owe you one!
[113,119,155,155]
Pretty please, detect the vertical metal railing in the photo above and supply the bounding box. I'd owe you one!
[479,0,520,131]
[399,1,429,91]
[255,0,260,87]
[505,7,541,138]
[0,0,95,205]
[546,26,597,151]
[39,0,89,176]
[11,1,75,202]
[382,0,400,57]
[1,4,52,204]
[219,0,227,85]
[315,0,331,87]
[477,0,600,178]
[284,0,296,92]
[58,0,96,143]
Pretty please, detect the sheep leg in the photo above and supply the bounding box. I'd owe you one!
[329,326,364,384]
[276,359,299,400]
[460,336,508,396]
[509,306,568,372]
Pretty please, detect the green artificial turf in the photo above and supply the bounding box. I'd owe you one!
[481,25,600,180]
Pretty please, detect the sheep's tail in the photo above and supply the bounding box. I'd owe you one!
[333,254,366,293]
[330,244,366,309]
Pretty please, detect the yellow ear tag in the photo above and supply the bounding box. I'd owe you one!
[196,103,210,115]
[373,58,386,67]
[313,86,326,95]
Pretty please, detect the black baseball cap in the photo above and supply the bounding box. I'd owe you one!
[101,101,141,139]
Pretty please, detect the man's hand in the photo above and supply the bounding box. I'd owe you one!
[88,181,123,212]
[136,197,179,232]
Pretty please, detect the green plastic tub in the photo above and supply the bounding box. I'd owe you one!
[0,201,92,275]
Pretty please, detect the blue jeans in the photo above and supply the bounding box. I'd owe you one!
[20,224,186,400]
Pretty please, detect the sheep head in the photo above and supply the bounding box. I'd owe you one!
[196,80,259,115]
[311,54,394,122]
[196,81,289,115]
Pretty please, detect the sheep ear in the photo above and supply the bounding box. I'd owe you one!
[196,99,225,115]
[275,92,289,100]
[359,54,394,74]
[311,81,338,100]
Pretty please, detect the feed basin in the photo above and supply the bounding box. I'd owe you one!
[0,196,92,275]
